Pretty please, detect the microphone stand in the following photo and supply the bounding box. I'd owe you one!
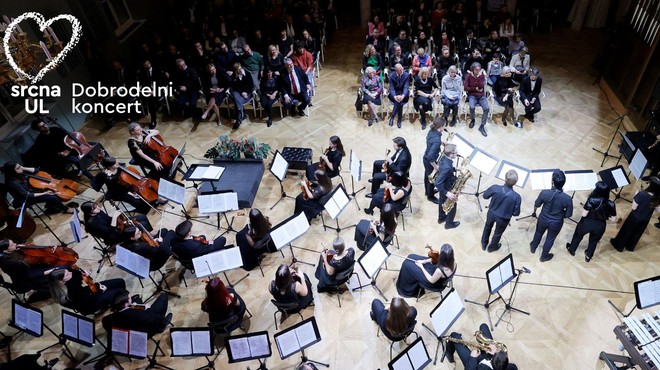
[493,267,530,327]
[592,113,627,167]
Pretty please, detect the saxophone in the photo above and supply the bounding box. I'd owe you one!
[445,330,508,353]
[428,130,455,184]
[442,156,472,213]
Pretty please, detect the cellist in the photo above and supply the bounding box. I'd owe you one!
[80,201,152,246]
[127,122,172,180]
[121,225,175,271]
[2,162,77,214]
[0,239,52,301]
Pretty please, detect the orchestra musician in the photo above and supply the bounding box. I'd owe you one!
[435,144,460,229]
[315,237,355,293]
[423,117,446,204]
[92,156,156,215]
[481,170,521,252]
[47,266,126,314]
[396,243,456,298]
[127,122,172,180]
[445,323,518,370]
[530,170,573,262]
[269,264,313,314]
[305,135,346,181]
[294,169,333,221]
[367,137,412,197]
[121,225,175,271]
[102,290,172,337]
[236,208,276,271]
[610,176,660,252]
[171,220,227,261]
[355,203,398,251]
[201,277,247,330]
[80,201,152,246]
[0,239,52,300]
[2,162,77,214]
[364,171,411,215]
[369,297,417,341]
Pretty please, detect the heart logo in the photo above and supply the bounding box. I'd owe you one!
[2,12,82,84]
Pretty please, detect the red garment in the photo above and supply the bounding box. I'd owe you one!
[464,72,486,98]
[292,49,314,72]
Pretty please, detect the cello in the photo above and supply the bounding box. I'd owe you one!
[116,165,159,204]
[0,196,36,243]
[18,244,98,292]
[144,134,178,168]
[26,171,79,202]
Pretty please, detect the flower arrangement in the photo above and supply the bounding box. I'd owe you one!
[204,135,271,160]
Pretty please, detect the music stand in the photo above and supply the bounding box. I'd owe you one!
[451,133,476,159]
[270,212,313,266]
[465,253,530,330]
[609,274,660,318]
[592,113,627,167]
[168,142,188,179]
[495,160,529,189]
[79,144,104,172]
[197,190,239,234]
[69,209,84,244]
[19,199,66,245]
[422,288,465,365]
[226,331,272,370]
[116,246,181,302]
[464,148,499,212]
[273,316,328,368]
[529,169,560,191]
[387,337,432,370]
[44,310,98,362]
[321,184,354,233]
[563,169,599,223]
[353,240,391,301]
[112,328,173,370]
[269,150,295,210]
[170,327,217,370]
[348,150,365,209]
[598,165,632,203]
[192,247,248,288]
[183,163,225,190]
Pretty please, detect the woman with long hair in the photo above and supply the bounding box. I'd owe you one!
[294,169,333,221]
[355,203,398,251]
[48,266,126,314]
[362,44,384,79]
[236,208,275,271]
[259,68,280,127]
[370,297,417,340]
[396,243,456,298]
[306,135,346,180]
[0,239,52,298]
[2,162,76,214]
[315,237,355,292]
[611,177,660,252]
[201,277,246,330]
[269,264,313,313]
[364,171,412,215]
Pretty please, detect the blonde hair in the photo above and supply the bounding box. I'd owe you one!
[364,44,375,57]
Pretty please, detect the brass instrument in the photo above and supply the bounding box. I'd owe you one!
[442,155,472,213]
[445,330,508,353]
[428,129,455,184]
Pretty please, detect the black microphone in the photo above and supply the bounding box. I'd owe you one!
[521,266,531,274]
[456,154,464,158]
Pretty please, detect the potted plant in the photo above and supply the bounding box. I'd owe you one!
[205,135,271,160]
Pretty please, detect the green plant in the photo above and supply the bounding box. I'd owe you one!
[204,134,270,160]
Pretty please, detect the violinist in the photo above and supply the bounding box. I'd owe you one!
[80,201,152,246]
[92,157,154,215]
[121,225,174,271]
[269,264,313,314]
[2,162,77,214]
[395,243,456,298]
[201,277,247,330]
[102,290,172,337]
[314,237,355,293]
[171,220,227,261]
[47,266,126,314]
[0,239,52,300]
[294,169,333,222]
[355,203,398,251]
[364,171,411,215]
[305,136,346,181]
[127,122,171,180]
[236,208,276,271]
[367,137,411,197]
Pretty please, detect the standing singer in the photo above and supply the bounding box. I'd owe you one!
[530,170,573,262]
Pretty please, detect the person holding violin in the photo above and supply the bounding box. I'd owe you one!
[0,239,52,300]
[92,157,158,215]
[201,277,247,330]
[102,290,172,337]
[121,225,175,271]
[396,243,456,298]
[364,171,411,215]
[127,122,172,180]
[236,208,276,271]
[2,162,77,214]
[269,264,313,314]
[367,137,412,197]
[171,220,227,261]
[355,203,398,251]
[314,237,355,293]
[80,201,152,246]
[294,169,333,222]
[305,136,346,181]
[47,266,126,314]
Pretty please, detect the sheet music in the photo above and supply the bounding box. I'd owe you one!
[78,319,94,345]
[530,170,556,190]
[271,152,289,182]
[191,330,211,354]
[158,178,186,205]
[408,340,430,369]
[391,358,410,370]
[62,313,77,339]
[171,331,193,356]
[17,202,26,228]
[198,192,239,214]
[295,322,317,348]
[469,149,498,175]
[271,213,310,250]
[359,241,389,278]
[324,186,350,220]
[637,280,660,309]
[191,165,225,180]
[564,171,597,192]
[129,330,148,358]
[193,247,244,278]
[116,246,150,278]
[229,337,251,359]
[350,150,362,181]
[70,209,83,243]
[496,161,529,189]
[276,330,299,358]
[248,335,270,357]
[111,329,129,354]
[430,290,464,337]
[500,260,513,284]
[487,268,503,293]
[452,133,475,158]
[611,168,629,188]
[630,150,648,180]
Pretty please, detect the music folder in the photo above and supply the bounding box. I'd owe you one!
[634,274,660,310]
[116,245,151,279]
[10,300,43,337]
[186,164,225,181]
[322,184,350,220]
[598,165,630,190]
[62,310,95,347]
[270,150,289,182]
[170,327,213,357]
[158,178,186,205]
[111,328,148,359]
[388,337,432,370]
[486,253,516,295]
[226,331,272,363]
[357,239,390,279]
[530,169,560,191]
[429,288,464,338]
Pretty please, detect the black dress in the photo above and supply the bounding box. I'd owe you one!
[611,191,656,251]
[0,255,51,294]
[236,225,276,271]
[413,75,437,113]
[294,185,330,221]
[314,248,355,290]
[127,132,171,180]
[367,186,410,213]
[269,274,313,313]
[65,269,126,314]
[396,254,450,298]
[354,219,394,251]
[306,149,343,180]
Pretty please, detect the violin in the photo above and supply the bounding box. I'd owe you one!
[382,149,392,173]
[323,248,335,263]
[193,235,209,245]
[76,267,98,293]
[129,303,147,310]
[117,165,159,204]
[383,187,391,202]
[318,147,330,172]
[26,171,79,202]
[426,244,440,265]
[299,174,312,201]
[144,133,178,168]
[0,196,36,243]
[290,265,303,283]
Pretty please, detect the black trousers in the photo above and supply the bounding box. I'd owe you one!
[437,193,456,223]
[481,212,510,250]
[530,214,563,258]
[567,218,606,258]
[370,160,387,194]
[524,98,541,116]
[422,157,436,198]
[447,323,492,366]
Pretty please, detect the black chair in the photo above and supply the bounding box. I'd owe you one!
[395,189,413,231]
[416,263,457,302]
[377,323,419,360]
[320,264,360,308]
[208,313,246,336]
[252,234,278,277]
[171,252,195,287]
[0,275,30,303]
[271,300,312,330]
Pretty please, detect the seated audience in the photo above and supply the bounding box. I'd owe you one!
[509,46,530,82]
[230,62,255,130]
[361,67,383,126]
[260,68,281,127]
[464,62,490,137]
[200,63,228,126]
[492,66,516,126]
[441,66,462,127]
[413,67,438,129]
[280,57,311,117]
[519,67,543,123]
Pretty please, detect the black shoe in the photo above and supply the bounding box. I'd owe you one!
[487,243,502,253]
[397,120,402,128]
[540,253,554,262]
[421,122,426,130]
[267,118,273,127]
[610,238,624,252]
[566,243,575,256]
[585,255,591,262]
[389,118,394,127]
[232,120,242,130]
[530,243,537,254]
[655,222,660,229]
[427,196,439,204]
[437,217,446,224]
[368,118,373,126]
[449,118,457,127]
[131,294,143,304]
[364,208,374,215]
[242,112,248,121]
[445,221,460,229]
[65,202,79,208]
[298,108,306,117]
[502,118,508,126]
[370,310,375,321]
[445,352,455,364]
[528,114,535,122]
[479,125,487,137]
[365,193,373,198]
[149,121,157,129]
[469,120,475,128]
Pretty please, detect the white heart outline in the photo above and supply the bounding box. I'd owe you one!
[2,12,82,84]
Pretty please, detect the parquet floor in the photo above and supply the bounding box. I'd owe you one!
[2,23,659,370]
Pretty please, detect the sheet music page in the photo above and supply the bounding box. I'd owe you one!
[290,212,310,240]
[326,188,350,220]
[171,331,192,356]
[158,179,186,205]
[564,171,597,192]
[276,330,300,358]
[500,260,514,284]
[199,193,239,214]
[452,134,475,158]
[530,171,555,190]
[637,280,660,308]
[248,335,270,357]
[391,356,412,370]
[192,254,213,278]
[497,162,529,189]
[487,268,503,294]
[431,290,464,336]
[78,319,94,345]
[270,224,289,250]
[115,246,130,271]
[62,313,78,339]
[207,247,244,273]
[470,150,498,175]
[204,166,225,180]
[129,331,148,358]
[271,152,289,181]
[13,305,28,330]
[191,166,209,179]
[111,329,129,354]
[26,309,41,334]
[229,337,251,360]
[134,253,151,278]
[350,150,362,180]
[611,168,629,188]
[630,150,648,180]
[408,340,430,369]
[360,242,388,278]
[324,197,341,219]
[191,330,211,354]
[295,322,317,348]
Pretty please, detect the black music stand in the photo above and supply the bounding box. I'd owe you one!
[421,288,464,365]
[599,165,632,203]
[116,246,181,303]
[387,337,432,370]
[168,142,188,179]
[348,150,366,210]
[273,317,328,368]
[197,190,239,234]
[170,327,218,370]
[269,150,296,210]
[463,148,499,212]
[270,212,314,266]
[225,331,272,370]
[321,184,355,233]
[593,113,627,167]
[192,248,249,288]
[353,240,391,301]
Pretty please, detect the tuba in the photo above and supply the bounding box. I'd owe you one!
[442,155,472,214]
[428,129,455,184]
[445,330,508,353]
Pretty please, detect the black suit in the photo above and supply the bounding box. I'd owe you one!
[137,66,169,124]
[519,75,543,117]
[435,156,457,223]
[370,147,412,194]
[171,236,227,261]
[280,66,311,112]
[102,294,169,337]
[175,66,201,117]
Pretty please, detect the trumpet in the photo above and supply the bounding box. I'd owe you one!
[445,330,507,353]
[428,129,455,184]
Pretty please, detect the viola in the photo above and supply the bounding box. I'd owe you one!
[75,267,98,293]
[144,134,178,168]
[109,200,158,248]
[0,196,36,243]
[383,187,391,202]
[382,149,392,174]
[299,174,312,201]
[426,244,440,265]
[26,171,78,202]
[318,147,330,172]
[117,165,159,204]
[323,248,335,263]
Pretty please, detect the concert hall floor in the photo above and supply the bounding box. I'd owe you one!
[5,23,658,370]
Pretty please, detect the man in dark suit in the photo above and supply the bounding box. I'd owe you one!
[368,136,412,196]
[280,57,311,117]
[530,170,573,262]
[137,59,169,129]
[481,170,522,252]
[519,67,542,124]
[230,62,255,130]
[171,220,227,261]
[435,144,460,229]
[174,58,201,119]
[388,63,410,128]
[446,322,518,370]
[102,290,171,337]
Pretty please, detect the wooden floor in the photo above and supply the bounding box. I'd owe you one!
[2,23,659,370]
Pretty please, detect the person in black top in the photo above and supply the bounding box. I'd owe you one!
[368,137,412,196]
[269,264,313,314]
[121,225,174,271]
[530,170,573,262]
[396,243,456,298]
[315,237,355,293]
[259,68,281,127]
[102,290,171,337]
[446,323,518,370]
[413,67,439,129]
[481,170,521,252]
[0,239,51,297]
[230,62,255,130]
[127,122,171,180]
[2,162,76,214]
[236,208,276,271]
[519,68,543,123]
[294,170,333,221]
[137,60,169,129]
[201,277,246,330]
[47,266,126,314]
[492,66,516,126]
[566,181,618,262]
[80,201,152,246]
[364,171,412,215]
[355,203,398,251]
[306,135,345,181]
[435,144,460,229]
[171,220,227,261]
[174,58,202,119]
[92,156,153,214]
[370,297,417,341]
[200,63,229,126]
[423,118,445,203]
[610,177,660,252]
